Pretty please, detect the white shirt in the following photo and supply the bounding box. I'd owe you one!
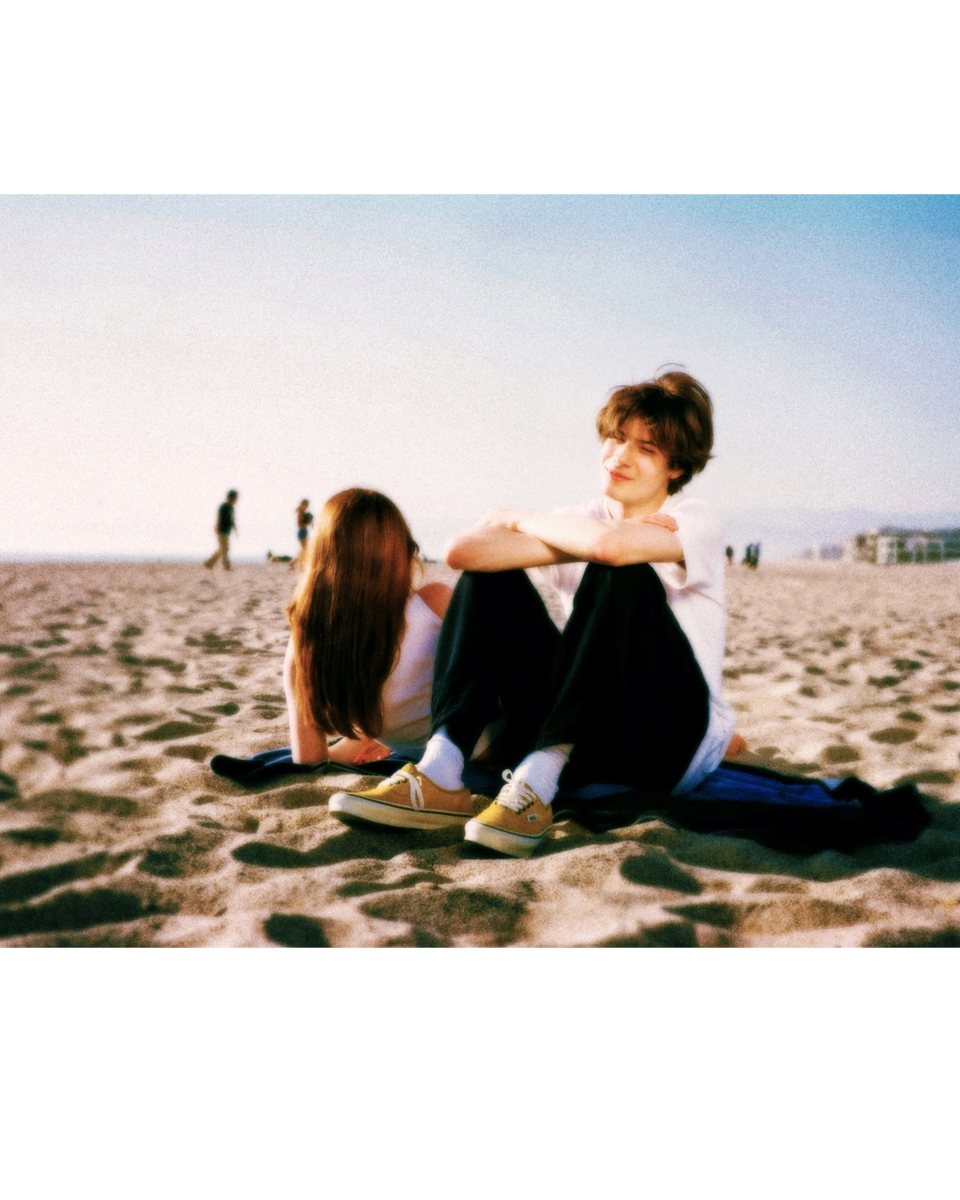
[379,591,443,757]
[531,493,736,792]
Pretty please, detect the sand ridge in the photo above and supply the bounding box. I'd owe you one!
[1,559,960,947]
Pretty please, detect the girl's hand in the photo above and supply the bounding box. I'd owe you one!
[352,740,392,765]
[633,512,678,532]
[326,736,386,765]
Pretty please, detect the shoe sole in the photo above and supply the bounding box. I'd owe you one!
[329,791,470,830]
[463,817,546,857]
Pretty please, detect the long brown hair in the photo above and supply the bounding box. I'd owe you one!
[597,370,714,494]
[286,488,419,739]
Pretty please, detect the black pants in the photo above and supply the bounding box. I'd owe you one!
[430,564,711,794]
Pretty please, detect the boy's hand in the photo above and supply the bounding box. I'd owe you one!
[631,512,678,532]
[480,508,526,532]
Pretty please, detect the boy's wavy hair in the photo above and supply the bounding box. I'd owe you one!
[286,488,419,740]
[596,369,714,494]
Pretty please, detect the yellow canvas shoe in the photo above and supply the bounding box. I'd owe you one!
[329,763,473,830]
[463,771,553,857]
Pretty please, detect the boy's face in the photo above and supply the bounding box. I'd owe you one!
[600,417,681,517]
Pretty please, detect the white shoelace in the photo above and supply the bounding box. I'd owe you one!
[384,769,425,810]
[496,770,540,813]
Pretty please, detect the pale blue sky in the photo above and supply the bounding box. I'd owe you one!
[2,194,958,560]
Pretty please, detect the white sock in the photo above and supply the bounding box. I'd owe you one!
[512,745,572,806]
[417,728,465,791]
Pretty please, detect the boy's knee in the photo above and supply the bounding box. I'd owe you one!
[582,560,663,598]
[459,568,533,597]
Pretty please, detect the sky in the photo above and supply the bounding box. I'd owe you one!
[1,193,958,561]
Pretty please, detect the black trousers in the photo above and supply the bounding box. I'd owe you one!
[430,564,711,794]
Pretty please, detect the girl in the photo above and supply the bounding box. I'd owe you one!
[290,499,313,571]
[283,488,451,769]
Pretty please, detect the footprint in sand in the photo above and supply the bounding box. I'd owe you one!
[15,788,139,818]
[666,896,877,936]
[116,711,163,725]
[865,927,960,947]
[0,839,159,943]
[0,852,133,906]
[164,745,211,761]
[137,825,228,878]
[17,716,90,764]
[336,871,448,898]
[595,922,701,948]
[356,887,526,947]
[822,745,861,764]
[137,719,214,742]
[0,889,154,940]
[8,658,59,683]
[620,849,703,895]
[2,827,62,846]
[870,727,918,744]
[264,913,331,947]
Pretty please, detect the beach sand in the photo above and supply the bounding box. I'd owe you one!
[1,559,959,948]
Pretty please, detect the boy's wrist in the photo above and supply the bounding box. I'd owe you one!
[481,508,528,532]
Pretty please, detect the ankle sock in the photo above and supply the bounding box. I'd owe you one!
[512,745,572,806]
[417,728,465,791]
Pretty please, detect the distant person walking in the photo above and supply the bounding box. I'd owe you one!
[742,542,761,570]
[291,499,314,571]
[205,490,239,571]
[725,545,734,567]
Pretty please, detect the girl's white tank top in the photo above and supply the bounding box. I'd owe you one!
[379,591,442,756]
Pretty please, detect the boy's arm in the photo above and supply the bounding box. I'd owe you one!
[446,523,576,571]
[448,509,683,570]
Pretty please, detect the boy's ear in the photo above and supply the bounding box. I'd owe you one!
[668,464,683,481]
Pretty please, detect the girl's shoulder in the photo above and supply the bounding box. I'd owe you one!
[414,582,452,619]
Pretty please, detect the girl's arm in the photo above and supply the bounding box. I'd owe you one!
[283,637,328,764]
[283,637,388,765]
[416,581,453,618]
[327,735,388,764]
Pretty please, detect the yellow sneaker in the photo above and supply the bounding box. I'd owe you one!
[329,763,473,830]
[463,771,553,857]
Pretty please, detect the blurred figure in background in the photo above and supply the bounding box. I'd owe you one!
[204,490,239,571]
[291,499,313,571]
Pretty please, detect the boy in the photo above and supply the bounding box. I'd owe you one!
[331,371,736,856]
[205,490,239,571]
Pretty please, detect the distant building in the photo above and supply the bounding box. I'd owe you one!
[803,542,844,561]
[843,527,960,564]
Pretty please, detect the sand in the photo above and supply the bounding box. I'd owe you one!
[1,558,959,947]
